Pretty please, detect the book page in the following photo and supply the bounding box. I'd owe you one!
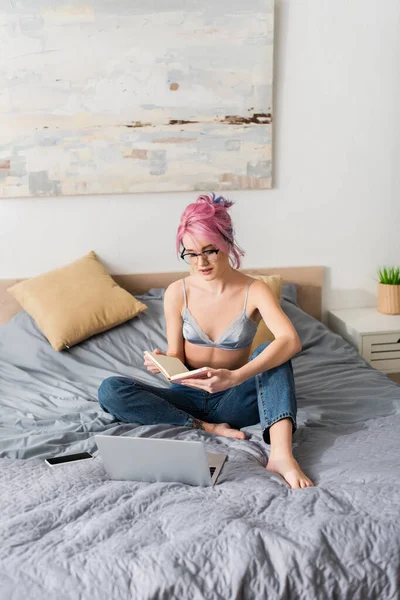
[145,352,189,378]
[169,368,209,382]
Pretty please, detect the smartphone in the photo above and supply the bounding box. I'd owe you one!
[45,451,93,466]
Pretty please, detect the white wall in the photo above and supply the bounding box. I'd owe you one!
[1,0,399,313]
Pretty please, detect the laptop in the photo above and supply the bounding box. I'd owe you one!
[95,435,227,486]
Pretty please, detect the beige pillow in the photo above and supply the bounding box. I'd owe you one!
[7,251,147,351]
[245,274,282,354]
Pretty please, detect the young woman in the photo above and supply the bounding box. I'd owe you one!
[98,194,314,489]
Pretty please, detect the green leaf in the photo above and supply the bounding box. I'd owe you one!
[377,265,400,285]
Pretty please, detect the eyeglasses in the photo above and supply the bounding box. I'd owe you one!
[180,248,220,265]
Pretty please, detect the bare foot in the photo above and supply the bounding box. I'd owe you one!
[266,454,314,489]
[201,421,247,440]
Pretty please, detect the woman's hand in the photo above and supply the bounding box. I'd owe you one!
[143,348,166,374]
[181,368,239,393]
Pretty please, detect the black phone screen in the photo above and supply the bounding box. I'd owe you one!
[46,452,93,465]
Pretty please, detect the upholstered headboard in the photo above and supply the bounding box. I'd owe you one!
[0,266,323,325]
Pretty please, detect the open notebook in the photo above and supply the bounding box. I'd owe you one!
[144,351,209,383]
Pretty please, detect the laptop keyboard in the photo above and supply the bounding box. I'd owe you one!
[209,467,216,476]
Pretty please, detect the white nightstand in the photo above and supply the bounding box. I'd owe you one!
[328,307,400,383]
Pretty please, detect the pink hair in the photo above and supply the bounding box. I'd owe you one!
[176,193,245,269]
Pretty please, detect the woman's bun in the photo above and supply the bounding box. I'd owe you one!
[196,193,233,209]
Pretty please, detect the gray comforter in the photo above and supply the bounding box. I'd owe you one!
[0,287,399,600]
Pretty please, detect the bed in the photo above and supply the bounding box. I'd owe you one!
[0,267,399,600]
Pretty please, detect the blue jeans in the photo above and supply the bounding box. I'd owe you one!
[97,343,297,445]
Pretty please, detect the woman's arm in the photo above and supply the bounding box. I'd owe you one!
[181,280,301,392]
[163,280,186,363]
[233,281,301,385]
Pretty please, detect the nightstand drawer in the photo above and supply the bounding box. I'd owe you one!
[362,332,400,372]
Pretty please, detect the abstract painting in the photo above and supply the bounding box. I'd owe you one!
[0,1,274,198]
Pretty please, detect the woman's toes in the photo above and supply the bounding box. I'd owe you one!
[211,423,248,440]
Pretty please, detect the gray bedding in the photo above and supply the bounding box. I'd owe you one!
[0,286,399,600]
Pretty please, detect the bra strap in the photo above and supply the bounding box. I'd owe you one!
[182,279,188,308]
[243,280,254,311]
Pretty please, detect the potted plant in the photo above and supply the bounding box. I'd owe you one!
[377,266,400,314]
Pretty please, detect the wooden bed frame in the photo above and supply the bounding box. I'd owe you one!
[0,266,323,325]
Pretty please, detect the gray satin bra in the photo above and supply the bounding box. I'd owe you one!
[181,279,258,351]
